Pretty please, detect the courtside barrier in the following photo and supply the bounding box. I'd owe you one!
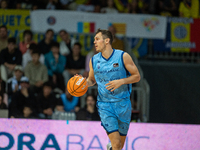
[0,119,200,150]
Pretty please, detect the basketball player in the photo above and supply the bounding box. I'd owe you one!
[86,29,140,150]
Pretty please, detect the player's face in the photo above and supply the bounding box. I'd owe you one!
[94,32,106,52]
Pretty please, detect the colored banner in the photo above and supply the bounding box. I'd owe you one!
[109,23,126,35]
[153,17,200,52]
[31,10,167,39]
[0,9,30,42]
[0,119,200,150]
[77,22,95,33]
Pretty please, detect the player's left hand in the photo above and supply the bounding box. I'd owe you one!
[105,79,124,92]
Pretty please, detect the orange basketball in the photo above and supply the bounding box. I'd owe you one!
[67,76,88,97]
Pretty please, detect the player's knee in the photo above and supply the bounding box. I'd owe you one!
[112,139,122,149]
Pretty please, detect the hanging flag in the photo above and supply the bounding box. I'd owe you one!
[77,22,95,33]
[109,23,126,35]
[153,17,200,53]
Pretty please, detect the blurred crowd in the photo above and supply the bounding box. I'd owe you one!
[0,0,199,18]
[0,24,126,121]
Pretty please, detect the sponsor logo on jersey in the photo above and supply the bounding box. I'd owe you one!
[113,63,119,67]
[97,62,100,69]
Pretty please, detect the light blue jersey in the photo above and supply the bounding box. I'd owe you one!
[92,49,132,102]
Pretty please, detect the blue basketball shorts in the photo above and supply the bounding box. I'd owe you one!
[96,99,132,136]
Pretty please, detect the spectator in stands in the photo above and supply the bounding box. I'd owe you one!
[45,41,66,92]
[0,92,7,109]
[19,30,36,55]
[57,0,69,9]
[54,97,65,112]
[0,77,7,108]
[46,0,61,9]
[36,81,57,119]
[0,59,7,106]
[67,0,92,10]
[60,87,80,112]
[9,76,36,118]
[21,0,33,9]
[22,43,45,69]
[21,104,35,118]
[63,42,86,85]
[108,25,124,50]
[5,0,18,9]
[0,37,22,82]
[179,0,199,18]
[113,0,129,12]
[157,0,177,16]
[93,2,101,13]
[76,94,100,121]
[0,0,8,9]
[139,0,150,14]
[59,29,76,56]
[84,46,98,78]
[38,29,54,55]
[31,1,40,10]
[46,0,56,9]
[7,65,23,104]
[15,1,22,9]
[0,25,8,52]
[101,0,118,13]
[0,74,6,94]
[76,3,95,12]
[126,0,142,14]
[24,49,48,94]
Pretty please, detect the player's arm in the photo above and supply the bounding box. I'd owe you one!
[86,59,96,87]
[121,52,140,84]
[106,52,140,92]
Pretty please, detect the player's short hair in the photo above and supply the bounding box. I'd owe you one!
[95,28,113,45]
[23,30,33,39]
[8,37,16,44]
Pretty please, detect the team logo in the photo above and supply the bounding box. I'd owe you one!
[142,17,159,31]
[174,25,187,39]
[113,63,119,67]
[47,16,56,25]
[97,63,100,69]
